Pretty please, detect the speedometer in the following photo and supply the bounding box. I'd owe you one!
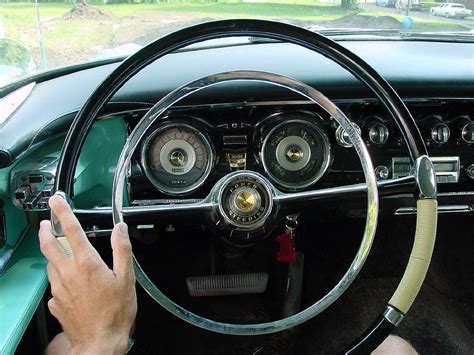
[261,119,331,190]
[141,123,213,195]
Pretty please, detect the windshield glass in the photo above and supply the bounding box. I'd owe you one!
[0,0,473,86]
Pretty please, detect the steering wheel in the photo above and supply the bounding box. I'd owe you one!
[53,20,438,353]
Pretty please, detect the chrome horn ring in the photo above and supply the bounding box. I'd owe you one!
[112,70,379,335]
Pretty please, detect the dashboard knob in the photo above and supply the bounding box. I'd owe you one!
[466,164,474,180]
[461,123,474,144]
[424,115,449,145]
[335,123,361,148]
[430,123,450,144]
[368,123,389,145]
[451,115,474,144]
[375,165,390,180]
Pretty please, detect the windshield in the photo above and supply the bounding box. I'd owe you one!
[0,0,473,87]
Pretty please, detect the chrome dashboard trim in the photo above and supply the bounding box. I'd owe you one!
[395,205,472,215]
[393,156,460,184]
[97,97,474,120]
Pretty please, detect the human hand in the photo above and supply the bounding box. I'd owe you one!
[39,195,137,354]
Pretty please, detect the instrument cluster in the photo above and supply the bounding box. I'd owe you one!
[130,101,474,201]
[134,110,334,198]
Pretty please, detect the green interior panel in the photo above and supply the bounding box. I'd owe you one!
[73,116,127,208]
[0,227,48,355]
[0,115,127,353]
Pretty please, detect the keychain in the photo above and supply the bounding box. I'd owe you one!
[276,214,299,263]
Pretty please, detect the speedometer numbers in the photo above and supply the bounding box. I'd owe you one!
[261,119,331,190]
[141,124,213,195]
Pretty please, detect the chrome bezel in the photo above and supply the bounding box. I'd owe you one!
[461,122,474,144]
[260,119,332,191]
[368,122,390,145]
[335,122,362,148]
[140,123,213,195]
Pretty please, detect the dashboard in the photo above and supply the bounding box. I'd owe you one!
[126,98,474,204]
[1,39,473,224]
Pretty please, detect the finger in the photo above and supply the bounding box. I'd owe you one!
[49,194,93,256]
[47,298,62,321]
[47,263,62,297]
[111,222,134,281]
[39,220,68,268]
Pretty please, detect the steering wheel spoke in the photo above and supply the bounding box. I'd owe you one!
[121,201,213,222]
[276,175,416,209]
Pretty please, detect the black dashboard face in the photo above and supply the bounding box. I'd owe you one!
[128,99,474,203]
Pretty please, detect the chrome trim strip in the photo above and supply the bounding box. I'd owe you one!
[395,205,472,215]
[383,305,404,327]
[438,191,474,197]
[97,97,474,120]
[122,201,214,218]
[85,228,113,237]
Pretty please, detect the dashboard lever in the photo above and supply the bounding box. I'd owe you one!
[50,190,74,256]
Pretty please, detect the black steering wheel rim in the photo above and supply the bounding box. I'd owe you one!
[54,19,430,353]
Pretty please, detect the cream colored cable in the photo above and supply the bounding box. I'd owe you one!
[389,199,438,314]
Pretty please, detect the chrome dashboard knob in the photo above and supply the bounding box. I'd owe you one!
[424,115,449,145]
[461,122,474,144]
[375,165,390,180]
[451,115,474,144]
[368,122,389,145]
[335,123,361,148]
[430,122,450,144]
[466,164,474,180]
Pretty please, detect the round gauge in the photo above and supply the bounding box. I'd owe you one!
[261,119,331,190]
[141,124,213,195]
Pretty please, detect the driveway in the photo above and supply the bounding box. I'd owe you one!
[359,3,474,28]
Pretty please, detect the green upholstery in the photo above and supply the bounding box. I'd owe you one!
[0,227,48,354]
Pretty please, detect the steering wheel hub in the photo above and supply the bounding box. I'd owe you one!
[216,172,274,232]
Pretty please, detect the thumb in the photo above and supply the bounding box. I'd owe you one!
[111,222,134,281]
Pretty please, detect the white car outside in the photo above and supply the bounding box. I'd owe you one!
[430,3,472,18]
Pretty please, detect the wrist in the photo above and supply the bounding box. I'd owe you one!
[69,335,128,355]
